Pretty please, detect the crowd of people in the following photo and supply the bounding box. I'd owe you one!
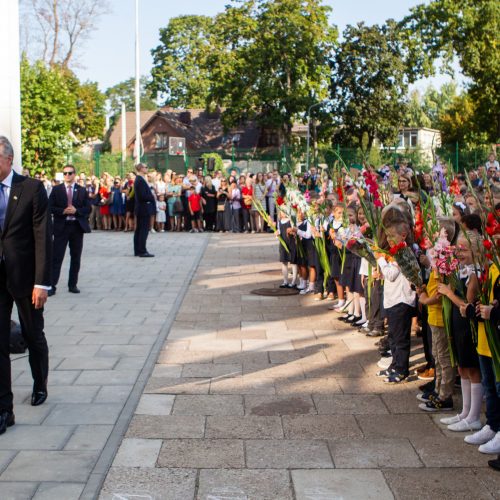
[266,151,500,471]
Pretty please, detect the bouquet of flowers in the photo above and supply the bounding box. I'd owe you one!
[388,241,423,288]
[252,198,289,254]
[346,238,377,267]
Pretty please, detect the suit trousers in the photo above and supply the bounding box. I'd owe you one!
[386,302,415,376]
[134,215,150,255]
[367,280,384,331]
[0,262,49,411]
[52,222,84,288]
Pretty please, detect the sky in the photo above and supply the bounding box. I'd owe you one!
[75,0,456,92]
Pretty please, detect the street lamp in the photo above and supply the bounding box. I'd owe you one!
[305,100,328,171]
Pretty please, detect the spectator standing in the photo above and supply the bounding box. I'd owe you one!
[201,176,217,231]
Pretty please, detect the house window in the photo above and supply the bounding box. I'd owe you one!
[399,130,418,149]
[155,133,168,149]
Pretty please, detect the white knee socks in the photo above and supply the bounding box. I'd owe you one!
[459,378,471,420]
[466,382,484,423]
[281,263,288,284]
[291,264,298,285]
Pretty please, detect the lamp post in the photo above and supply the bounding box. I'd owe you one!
[305,100,328,172]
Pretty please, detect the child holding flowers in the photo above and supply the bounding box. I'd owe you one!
[375,205,417,383]
[276,207,298,289]
[437,230,483,432]
[417,217,458,412]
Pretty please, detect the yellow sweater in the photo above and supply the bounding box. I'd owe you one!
[426,271,444,328]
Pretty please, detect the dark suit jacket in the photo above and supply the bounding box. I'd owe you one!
[134,175,156,217]
[0,172,52,297]
[49,183,91,235]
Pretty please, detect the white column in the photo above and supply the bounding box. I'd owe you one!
[0,0,22,172]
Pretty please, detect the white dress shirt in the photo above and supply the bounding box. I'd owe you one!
[377,257,416,309]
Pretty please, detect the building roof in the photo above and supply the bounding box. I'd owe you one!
[107,108,261,153]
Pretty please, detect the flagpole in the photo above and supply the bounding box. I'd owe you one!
[133,0,141,164]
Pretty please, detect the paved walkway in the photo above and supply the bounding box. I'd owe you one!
[99,233,499,500]
[0,231,208,499]
[1,232,499,499]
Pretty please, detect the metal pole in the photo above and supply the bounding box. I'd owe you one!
[305,114,311,171]
[133,0,141,165]
[455,141,459,172]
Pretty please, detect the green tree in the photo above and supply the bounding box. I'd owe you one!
[20,58,77,173]
[105,76,157,119]
[210,0,337,142]
[329,21,411,149]
[401,0,500,141]
[149,15,214,108]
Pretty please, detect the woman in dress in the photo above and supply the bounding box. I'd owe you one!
[252,172,266,232]
[99,177,112,230]
[110,177,125,231]
[201,176,217,231]
[216,178,231,232]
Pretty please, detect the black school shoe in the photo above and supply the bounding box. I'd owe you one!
[419,397,453,412]
[488,456,500,471]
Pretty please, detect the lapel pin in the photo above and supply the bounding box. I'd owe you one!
[13,196,18,200]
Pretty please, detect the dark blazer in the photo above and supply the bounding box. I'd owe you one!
[49,183,91,234]
[134,175,156,217]
[0,172,52,297]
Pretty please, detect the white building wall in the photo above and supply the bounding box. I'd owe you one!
[0,0,22,172]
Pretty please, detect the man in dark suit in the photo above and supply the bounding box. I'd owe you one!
[49,165,91,295]
[0,136,52,435]
[134,163,155,257]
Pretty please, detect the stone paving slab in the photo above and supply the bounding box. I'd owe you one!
[1,232,207,498]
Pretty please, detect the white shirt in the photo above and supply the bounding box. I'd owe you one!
[377,257,416,309]
[1,170,50,290]
[212,178,221,191]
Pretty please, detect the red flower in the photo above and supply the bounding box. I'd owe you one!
[483,240,493,250]
[336,186,344,202]
[276,196,285,206]
[486,253,493,260]
[389,241,407,255]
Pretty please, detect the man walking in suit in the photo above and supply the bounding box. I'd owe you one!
[134,163,155,257]
[49,165,91,295]
[0,136,52,435]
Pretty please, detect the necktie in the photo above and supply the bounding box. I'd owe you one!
[67,185,73,206]
[0,183,7,231]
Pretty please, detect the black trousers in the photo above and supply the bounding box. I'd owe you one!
[204,211,216,231]
[242,207,251,232]
[134,215,150,255]
[367,280,384,331]
[51,222,84,288]
[0,262,49,411]
[386,302,416,376]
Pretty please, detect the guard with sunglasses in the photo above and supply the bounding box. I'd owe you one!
[48,165,91,296]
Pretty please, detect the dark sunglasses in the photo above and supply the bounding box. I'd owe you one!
[63,171,75,176]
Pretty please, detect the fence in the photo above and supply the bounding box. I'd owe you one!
[69,142,494,178]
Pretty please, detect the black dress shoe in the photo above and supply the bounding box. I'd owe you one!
[0,410,15,435]
[31,390,48,406]
[48,288,56,297]
[346,315,362,324]
[139,253,155,258]
[68,286,80,293]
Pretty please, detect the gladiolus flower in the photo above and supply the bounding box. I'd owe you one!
[483,240,492,250]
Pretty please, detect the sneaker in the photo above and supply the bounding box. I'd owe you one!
[384,372,407,384]
[414,364,431,375]
[419,397,453,412]
[464,425,496,445]
[313,293,325,301]
[189,229,196,233]
[478,432,500,454]
[440,414,462,425]
[299,288,313,295]
[488,456,500,471]
[417,368,435,381]
[366,329,384,337]
[447,419,482,432]
[416,390,438,403]
[150,228,157,233]
[376,369,393,377]
[377,357,392,369]
[279,283,289,288]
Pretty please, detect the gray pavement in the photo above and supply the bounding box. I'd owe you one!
[0,231,208,499]
[1,232,500,499]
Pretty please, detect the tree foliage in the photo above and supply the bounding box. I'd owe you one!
[105,77,158,120]
[149,1,336,142]
[20,59,106,173]
[210,0,337,139]
[401,0,500,141]
[149,15,214,108]
[329,21,412,148]
[20,58,77,173]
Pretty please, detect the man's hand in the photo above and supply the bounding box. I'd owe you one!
[32,288,48,309]
[478,304,494,320]
[63,205,77,215]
